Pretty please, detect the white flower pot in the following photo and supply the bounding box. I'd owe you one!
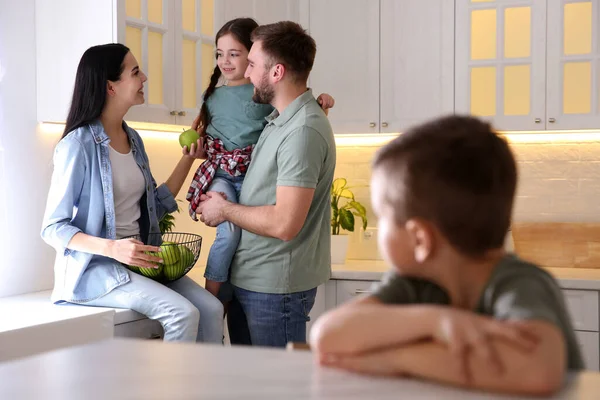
[331,234,350,264]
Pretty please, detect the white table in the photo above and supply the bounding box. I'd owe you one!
[0,339,599,399]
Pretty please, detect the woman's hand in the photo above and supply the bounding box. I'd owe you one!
[317,93,335,116]
[182,137,207,159]
[106,238,163,269]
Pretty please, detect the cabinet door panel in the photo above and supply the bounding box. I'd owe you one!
[174,0,217,127]
[547,0,600,129]
[455,0,546,131]
[222,0,301,25]
[308,0,380,134]
[380,0,454,133]
[120,0,176,124]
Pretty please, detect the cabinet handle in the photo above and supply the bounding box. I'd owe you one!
[369,122,376,128]
[535,118,541,123]
[178,111,187,117]
[549,118,556,123]
[169,111,177,116]
[381,122,388,128]
[354,289,371,295]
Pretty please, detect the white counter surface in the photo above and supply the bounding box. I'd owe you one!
[0,338,598,400]
[332,260,600,291]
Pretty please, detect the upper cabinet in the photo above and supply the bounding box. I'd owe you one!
[36,0,221,126]
[456,0,600,131]
[305,0,454,134]
[547,0,600,130]
[221,0,302,25]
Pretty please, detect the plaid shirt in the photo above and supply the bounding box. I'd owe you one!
[186,135,254,221]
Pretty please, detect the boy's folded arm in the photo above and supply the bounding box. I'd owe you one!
[310,299,440,355]
[393,320,566,396]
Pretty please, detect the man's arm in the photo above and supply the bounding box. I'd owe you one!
[219,185,315,241]
[327,321,564,396]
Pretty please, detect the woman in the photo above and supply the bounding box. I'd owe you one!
[41,43,223,342]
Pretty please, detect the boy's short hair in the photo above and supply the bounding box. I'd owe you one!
[372,115,517,256]
[251,21,316,83]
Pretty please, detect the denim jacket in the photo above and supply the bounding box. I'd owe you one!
[41,120,177,303]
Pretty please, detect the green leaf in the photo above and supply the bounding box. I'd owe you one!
[331,178,347,195]
[352,212,368,231]
[339,208,355,232]
[348,201,366,216]
[338,188,355,200]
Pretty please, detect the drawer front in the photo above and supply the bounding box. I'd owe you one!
[336,280,375,305]
[575,331,599,371]
[114,318,163,340]
[562,290,599,332]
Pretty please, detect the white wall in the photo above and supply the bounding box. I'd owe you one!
[0,0,56,298]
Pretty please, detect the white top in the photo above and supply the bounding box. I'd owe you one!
[108,146,145,238]
[0,339,598,399]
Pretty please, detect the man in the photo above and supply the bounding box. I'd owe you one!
[198,21,336,347]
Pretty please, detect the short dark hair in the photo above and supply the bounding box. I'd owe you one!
[372,115,517,256]
[251,21,316,83]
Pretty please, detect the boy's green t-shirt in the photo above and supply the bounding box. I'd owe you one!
[371,254,585,370]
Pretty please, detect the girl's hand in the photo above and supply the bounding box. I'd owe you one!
[192,114,202,133]
[106,238,163,269]
[182,137,207,159]
[317,93,335,116]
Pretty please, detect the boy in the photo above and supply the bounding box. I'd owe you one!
[310,115,583,396]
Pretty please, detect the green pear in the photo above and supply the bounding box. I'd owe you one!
[179,128,200,150]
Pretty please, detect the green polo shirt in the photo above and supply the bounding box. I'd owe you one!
[230,90,336,294]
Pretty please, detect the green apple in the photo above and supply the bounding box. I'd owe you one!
[179,128,200,150]
[160,242,180,265]
[164,245,195,280]
[127,265,141,274]
[139,264,163,279]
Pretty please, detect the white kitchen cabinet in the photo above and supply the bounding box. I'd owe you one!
[456,0,600,131]
[305,0,454,134]
[221,0,302,25]
[36,0,221,126]
[576,331,600,370]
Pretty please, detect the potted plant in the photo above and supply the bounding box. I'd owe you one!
[330,178,368,264]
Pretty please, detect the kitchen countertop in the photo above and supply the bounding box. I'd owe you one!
[332,260,600,291]
[1,338,598,399]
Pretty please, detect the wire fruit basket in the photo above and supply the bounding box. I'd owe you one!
[124,232,202,283]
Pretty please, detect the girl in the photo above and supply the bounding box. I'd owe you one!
[186,18,334,299]
[41,43,224,342]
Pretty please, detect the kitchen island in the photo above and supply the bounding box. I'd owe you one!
[0,338,598,399]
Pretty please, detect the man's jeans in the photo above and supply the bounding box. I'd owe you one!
[227,285,317,347]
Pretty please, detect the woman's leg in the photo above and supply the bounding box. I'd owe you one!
[204,177,242,297]
[168,276,224,343]
[84,272,200,342]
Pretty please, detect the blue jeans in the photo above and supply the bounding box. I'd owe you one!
[227,285,317,347]
[84,272,224,343]
[204,173,244,283]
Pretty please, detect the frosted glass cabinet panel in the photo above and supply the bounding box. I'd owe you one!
[456,0,547,131]
[547,0,600,129]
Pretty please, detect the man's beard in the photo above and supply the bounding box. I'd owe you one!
[252,74,275,104]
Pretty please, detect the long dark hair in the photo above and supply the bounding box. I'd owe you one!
[62,43,130,139]
[197,18,258,137]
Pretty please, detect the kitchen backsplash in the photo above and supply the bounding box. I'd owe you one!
[336,139,600,260]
